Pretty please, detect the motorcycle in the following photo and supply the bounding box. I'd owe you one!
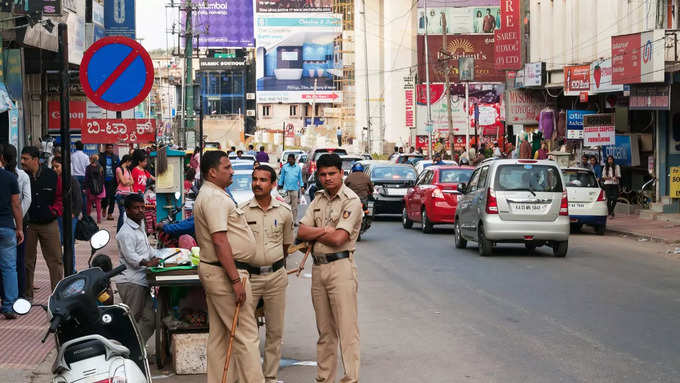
[358,200,373,241]
[13,230,151,383]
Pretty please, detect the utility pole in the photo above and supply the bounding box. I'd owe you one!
[361,0,372,153]
[423,0,433,158]
[440,12,454,160]
[58,23,73,276]
[183,0,195,148]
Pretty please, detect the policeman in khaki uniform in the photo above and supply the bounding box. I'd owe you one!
[239,165,294,383]
[193,151,264,383]
[298,153,363,383]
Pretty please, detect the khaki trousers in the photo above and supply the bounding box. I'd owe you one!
[116,282,155,344]
[199,264,264,383]
[311,257,360,383]
[285,190,300,222]
[248,267,288,381]
[24,220,63,300]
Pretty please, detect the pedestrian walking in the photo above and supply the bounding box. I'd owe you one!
[99,144,119,221]
[52,157,82,273]
[20,146,63,302]
[247,144,257,156]
[589,155,602,180]
[602,155,621,218]
[131,150,154,194]
[85,154,105,224]
[278,153,304,223]
[193,151,264,383]
[0,144,30,300]
[0,146,24,319]
[241,165,294,383]
[115,193,160,344]
[70,141,89,216]
[297,153,363,383]
[255,146,269,163]
[115,155,134,232]
[336,127,343,147]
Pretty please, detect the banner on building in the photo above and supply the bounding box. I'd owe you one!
[589,58,623,94]
[81,119,156,143]
[183,0,254,48]
[255,13,343,104]
[564,65,590,96]
[417,35,504,83]
[404,76,415,129]
[105,0,135,38]
[199,58,249,70]
[611,30,665,85]
[505,89,543,125]
[602,135,640,167]
[566,109,595,139]
[523,62,545,87]
[583,125,615,146]
[256,0,332,13]
[417,6,500,35]
[494,0,522,70]
[13,0,62,16]
[629,84,671,110]
[48,100,86,131]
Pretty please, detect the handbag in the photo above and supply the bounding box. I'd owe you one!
[75,215,99,241]
[89,166,104,195]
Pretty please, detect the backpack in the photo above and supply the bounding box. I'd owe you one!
[75,215,99,241]
[89,166,104,195]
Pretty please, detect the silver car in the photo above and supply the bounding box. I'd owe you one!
[454,159,570,257]
[227,169,281,205]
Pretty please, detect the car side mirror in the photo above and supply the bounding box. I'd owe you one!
[459,183,467,193]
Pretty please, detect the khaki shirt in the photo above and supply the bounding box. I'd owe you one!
[193,180,256,264]
[300,184,363,255]
[239,197,295,267]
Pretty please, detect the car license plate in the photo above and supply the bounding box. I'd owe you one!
[511,203,548,214]
[386,188,407,196]
[569,203,586,208]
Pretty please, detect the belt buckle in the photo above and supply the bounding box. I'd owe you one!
[314,255,329,265]
[260,266,274,274]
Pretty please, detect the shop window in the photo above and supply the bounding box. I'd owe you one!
[262,105,271,116]
[290,105,298,116]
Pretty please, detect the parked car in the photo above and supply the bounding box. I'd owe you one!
[228,169,281,205]
[454,159,570,257]
[228,153,256,161]
[414,159,458,175]
[365,163,417,216]
[278,149,305,168]
[403,166,474,233]
[302,147,348,185]
[230,160,255,171]
[562,168,607,235]
[393,153,425,165]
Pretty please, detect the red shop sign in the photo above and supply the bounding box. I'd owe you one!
[81,119,157,144]
[494,0,522,70]
[48,100,86,131]
[564,65,590,95]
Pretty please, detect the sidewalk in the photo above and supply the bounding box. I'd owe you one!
[0,214,121,381]
[606,214,680,244]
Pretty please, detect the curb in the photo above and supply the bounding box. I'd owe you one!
[605,227,680,244]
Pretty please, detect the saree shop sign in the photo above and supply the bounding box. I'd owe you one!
[81,119,156,143]
[506,89,542,124]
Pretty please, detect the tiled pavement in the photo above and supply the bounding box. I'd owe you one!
[606,214,680,243]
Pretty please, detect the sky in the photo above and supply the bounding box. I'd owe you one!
[136,1,177,50]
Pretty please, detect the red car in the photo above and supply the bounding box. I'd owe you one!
[402,165,474,233]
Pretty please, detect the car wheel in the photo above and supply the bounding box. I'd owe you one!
[570,223,582,233]
[553,241,568,257]
[595,224,606,236]
[402,208,413,229]
[421,209,433,234]
[478,225,493,257]
[454,219,467,249]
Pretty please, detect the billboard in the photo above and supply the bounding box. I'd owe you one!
[589,58,623,94]
[564,65,590,96]
[105,0,135,38]
[417,6,500,35]
[255,13,343,103]
[566,109,595,139]
[184,0,254,48]
[256,0,332,13]
[417,0,499,7]
[505,89,543,125]
[417,35,504,83]
[494,0,522,70]
[611,30,665,84]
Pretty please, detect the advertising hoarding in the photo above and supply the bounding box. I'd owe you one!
[494,0,522,70]
[256,0,332,13]
[255,13,343,104]
[564,65,590,96]
[611,30,665,85]
[105,0,135,39]
[184,0,254,48]
[48,100,86,131]
[589,58,623,94]
[417,35,504,83]
[417,6,500,35]
[505,89,543,125]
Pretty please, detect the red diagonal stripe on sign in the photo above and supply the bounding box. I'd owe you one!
[93,49,140,98]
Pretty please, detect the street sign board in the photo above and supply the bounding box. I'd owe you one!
[80,36,154,111]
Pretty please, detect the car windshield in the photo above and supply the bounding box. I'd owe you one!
[313,149,348,161]
[563,170,598,188]
[228,174,252,192]
[371,166,417,180]
[495,165,563,192]
[439,169,473,184]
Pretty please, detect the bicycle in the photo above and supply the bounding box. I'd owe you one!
[638,177,656,210]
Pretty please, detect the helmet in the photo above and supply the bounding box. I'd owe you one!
[351,163,364,173]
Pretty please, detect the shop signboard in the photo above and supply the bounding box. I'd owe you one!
[566,109,595,139]
[105,0,135,39]
[417,35,504,83]
[81,119,156,143]
[256,0,332,12]
[602,135,639,167]
[13,0,62,16]
[199,58,248,70]
[404,76,415,129]
[583,125,615,147]
[670,167,680,199]
[564,65,590,96]
[417,6,500,35]
[523,62,544,87]
[611,30,665,84]
[48,100,86,131]
[629,84,671,110]
[494,0,522,70]
[183,0,254,48]
[589,58,623,94]
[505,89,542,125]
[8,108,19,148]
[255,13,343,104]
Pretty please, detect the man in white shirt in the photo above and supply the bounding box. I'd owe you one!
[115,193,160,343]
[70,141,90,216]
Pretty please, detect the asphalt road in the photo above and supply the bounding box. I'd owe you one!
[270,218,680,383]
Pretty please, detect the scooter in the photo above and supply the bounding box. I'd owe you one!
[13,230,151,383]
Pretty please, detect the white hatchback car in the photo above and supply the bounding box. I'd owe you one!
[562,168,608,235]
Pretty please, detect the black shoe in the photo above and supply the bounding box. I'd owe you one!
[3,311,17,320]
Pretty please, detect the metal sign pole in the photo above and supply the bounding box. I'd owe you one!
[58,23,73,276]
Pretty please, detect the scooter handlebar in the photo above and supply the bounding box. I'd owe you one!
[105,265,127,280]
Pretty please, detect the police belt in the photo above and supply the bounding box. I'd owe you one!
[312,251,351,265]
[199,258,285,275]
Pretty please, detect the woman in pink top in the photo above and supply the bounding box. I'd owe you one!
[115,155,133,231]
